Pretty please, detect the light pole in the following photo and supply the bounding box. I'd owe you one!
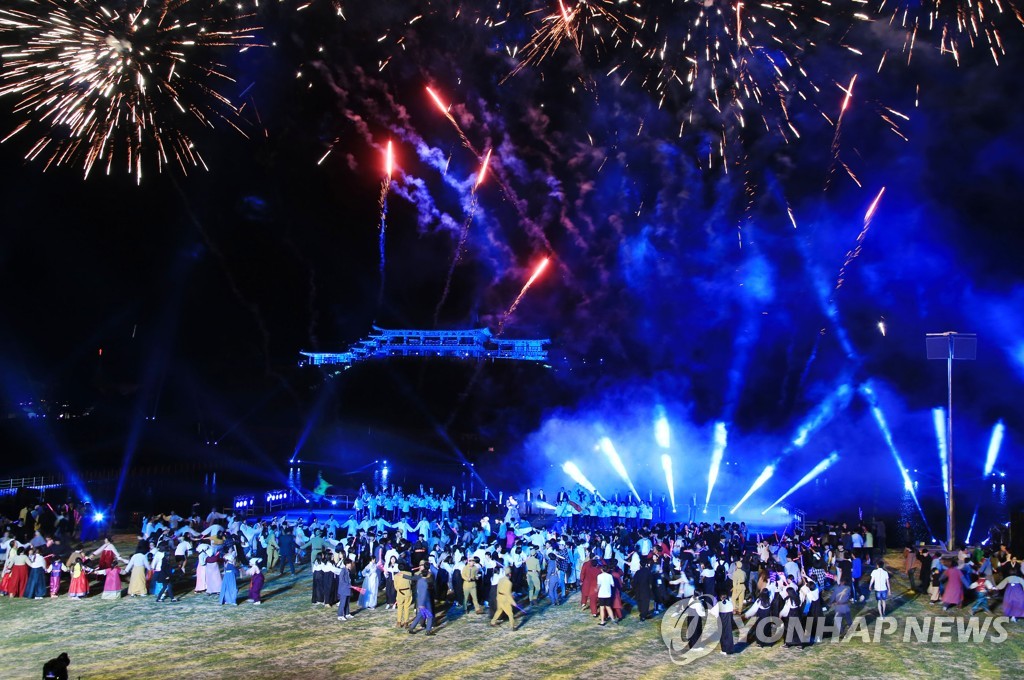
[926,332,976,550]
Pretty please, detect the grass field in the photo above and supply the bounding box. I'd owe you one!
[4,538,1021,679]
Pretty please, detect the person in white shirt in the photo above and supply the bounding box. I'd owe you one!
[596,565,616,625]
[869,559,891,617]
[174,539,192,571]
[851,531,864,554]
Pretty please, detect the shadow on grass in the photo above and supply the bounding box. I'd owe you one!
[261,583,297,601]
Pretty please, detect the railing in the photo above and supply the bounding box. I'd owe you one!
[0,476,60,491]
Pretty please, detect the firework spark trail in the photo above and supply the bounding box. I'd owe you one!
[377,139,393,312]
[432,149,491,327]
[422,81,557,254]
[447,254,552,428]
[496,256,551,336]
[0,0,260,183]
[834,186,886,292]
[827,74,858,183]
[426,85,477,154]
[876,0,1024,67]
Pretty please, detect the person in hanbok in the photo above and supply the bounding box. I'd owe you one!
[311,552,332,605]
[220,555,239,605]
[992,575,1024,621]
[0,538,19,596]
[98,565,126,599]
[359,559,381,609]
[153,546,178,602]
[67,558,91,599]
[24,548,48,599]
[204,549,222,596]
[611,565,626,621]
[46,556,66,598]
[6,547,30,597]
[504,496,520,525]
[927,565,941,603]
[194,544,211,592]
[781,586,807,647]
[744,590,776,647]
[801,578,823,643]
[91,538,121,571]
[970,575,993,614]
[717,594,736,655]
[247,558,264,605]
[253,528,268,567]
[383,555,399,609]
[125,549,151,597]
[941,561,970,610]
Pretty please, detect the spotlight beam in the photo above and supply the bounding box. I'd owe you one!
[966,504,979,545]
[654,412,671,450]
[730,464,774,514]
[599,437,641,502]
[705,422,728,507]
[661,454,676,513]
[933,407,950,502]
[563,461,597,495]
[792,384,853,448]
[983,420,1005,477]
[762,452,840,514]
[859,382,933,536]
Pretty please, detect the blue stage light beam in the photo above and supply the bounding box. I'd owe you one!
[730,464,774,514]
[291,381,335,464]
[792,384,853,448]
[661,454,676,512]
[761,452,840,514]
[859,382,932,534]
[933,407,950,502]
[705,421,728,508]
[563,461,597,494]
[654,406,671,449]
[983,420,1006,477]
[966,504,979,545]
[599,437,641,501]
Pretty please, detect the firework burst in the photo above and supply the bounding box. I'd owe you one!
[509,0,871,166]
[0,0,260,183]
[876,0,1024,66]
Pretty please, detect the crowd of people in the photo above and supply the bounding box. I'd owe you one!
[2,484,1022,654]
[346,483,673,528]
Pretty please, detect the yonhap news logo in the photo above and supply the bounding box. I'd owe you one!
[838,615,1011,644]
[660,597,721,665]
[661,604,1011,665]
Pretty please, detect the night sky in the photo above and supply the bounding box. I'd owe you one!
[0,1,1022,528]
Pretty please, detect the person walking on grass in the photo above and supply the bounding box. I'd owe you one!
[869,559,891,618]
[596,565,616,626]
[405,561,436,636]
[490,566,518,631]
